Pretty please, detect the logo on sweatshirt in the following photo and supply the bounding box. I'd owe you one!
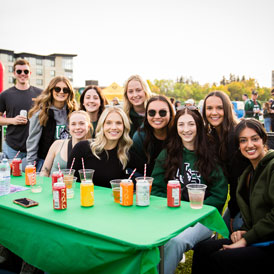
[176,163,201,185]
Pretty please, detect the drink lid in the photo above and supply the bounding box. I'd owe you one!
[168,180,180,185]
[13,158,21,161]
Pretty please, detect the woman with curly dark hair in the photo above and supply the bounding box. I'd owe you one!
[151,106,227,274]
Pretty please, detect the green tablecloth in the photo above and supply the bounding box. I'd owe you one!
[0,176,228,274]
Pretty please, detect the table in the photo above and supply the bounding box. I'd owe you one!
[0,176,229,274]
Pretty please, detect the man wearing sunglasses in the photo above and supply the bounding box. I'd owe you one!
[0,59,42,159]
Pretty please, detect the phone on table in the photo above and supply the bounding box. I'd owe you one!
[13,198,39,208]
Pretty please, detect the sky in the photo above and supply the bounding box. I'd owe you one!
[1,0,274,88]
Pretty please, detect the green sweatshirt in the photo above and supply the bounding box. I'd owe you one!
[244,99,262,119]
[129,108,144,138]
[151,148,228,213]
[237,150,274,245]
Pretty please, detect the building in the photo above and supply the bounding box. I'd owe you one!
[272,70,274,87]
[0,49,77,90]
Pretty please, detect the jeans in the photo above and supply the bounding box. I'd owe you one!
[164,223,212,274]
[223,208,243,234]
[264,117,271,132]
[22,157,44,172]
[2,141,27,159]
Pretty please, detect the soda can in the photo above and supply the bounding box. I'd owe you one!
[120,179,133,206]
[136,179,150,206]
[25,165,36,185]
[53,182,67,210]
[167,180,181,207]
[80,180,94,207]
[20,110,27,118]
[12,158,22,176]
[51,171,64,187]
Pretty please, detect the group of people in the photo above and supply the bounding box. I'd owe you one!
[0,59,274,274]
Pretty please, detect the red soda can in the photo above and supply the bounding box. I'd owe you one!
[12,158,22,176]
[51,171,64,187]
[53,182,67,210]
[167,180,181,207]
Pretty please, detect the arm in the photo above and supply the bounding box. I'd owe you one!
[0,112,28,126]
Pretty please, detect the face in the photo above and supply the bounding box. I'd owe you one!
[103,112,124,141]
[69,113,90,141]
[239,127,265,164]
[52,81,69,103]
[127,80,146,107]
[205,96,224,129]
[14,64,31,85]
[147,100,170,130]
[177,113,197,148]
[83,89,101,113]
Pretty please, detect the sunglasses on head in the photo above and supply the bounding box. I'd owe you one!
[53,87,70,94]
[177,105,198,111]
[16,69,29,75]
[148,109,168,117]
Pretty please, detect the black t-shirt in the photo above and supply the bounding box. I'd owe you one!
[270,100,274,119]
[0,86,42,151]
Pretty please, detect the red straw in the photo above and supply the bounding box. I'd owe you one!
[13,151,20,161]
[57,162,61,175]
[32,161,36,186]
[144,164,147,180]
[128,168,136,180]
[81,157,86,180]
[69,158,75,175]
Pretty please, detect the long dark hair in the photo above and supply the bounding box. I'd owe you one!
[164,107,218,184]
[202,91,238,161]
[140,95,175,163]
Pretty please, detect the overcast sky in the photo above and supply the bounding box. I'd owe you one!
[1,0,274,87]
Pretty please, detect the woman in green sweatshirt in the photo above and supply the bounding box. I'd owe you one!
[151,106,228,274]
[192,118,274,274]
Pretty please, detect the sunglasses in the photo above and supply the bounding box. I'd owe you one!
[177,105,198,111]
[16,69,29,75]
[148,109,168,117]
[53,87,70,94]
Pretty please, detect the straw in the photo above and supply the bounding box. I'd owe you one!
[57,162,61,175]
[31,161,36,186]
[81,157,86,180]
[144,164,147,180]
[13,151,20,161]
[128,168,136,180]
[69,158,75,175]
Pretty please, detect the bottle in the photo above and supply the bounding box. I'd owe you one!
[167,180,181,207]
[0,158,11,195]
[136,179,150,206]
[120,179,134,206]
[80,180,94,207]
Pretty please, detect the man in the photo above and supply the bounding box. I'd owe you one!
[244,90,262,120]
[0,59,42,159]
[270,88,274,132]
[185,98,195,107]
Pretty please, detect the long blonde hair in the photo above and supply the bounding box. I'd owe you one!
[90,106,133,169]
[29,76,78,126]
[123,75,152,116]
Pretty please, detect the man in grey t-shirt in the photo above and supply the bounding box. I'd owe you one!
[0,59,42,159]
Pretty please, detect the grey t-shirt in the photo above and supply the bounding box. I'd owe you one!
[0,86,42,151]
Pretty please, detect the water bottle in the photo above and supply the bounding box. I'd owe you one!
[0,158,11,195]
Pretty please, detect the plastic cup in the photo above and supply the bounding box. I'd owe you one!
[135,177,154,194]
[79,169,94,182]
[61,169,75,189]
[110,179,121,203]
[28,172,43,193]
[64,176,77,199]
[186,184,207,209]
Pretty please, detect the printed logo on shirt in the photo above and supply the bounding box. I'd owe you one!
[176,163,201,185]
[55,125,70,139]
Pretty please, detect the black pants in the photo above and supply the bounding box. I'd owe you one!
[192,238,274,274]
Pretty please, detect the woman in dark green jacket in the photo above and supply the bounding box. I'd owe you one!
[151,106,228,274]
[192,119,274,274]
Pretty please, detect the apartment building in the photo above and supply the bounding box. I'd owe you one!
[0,49,77,90]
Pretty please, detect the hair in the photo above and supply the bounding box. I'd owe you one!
[123,75,152,116]
[235,118,268,149]
[80,85,108,117]
[141,95,175,163]
[68,110,93,134]
[13,59,30,71]
[202,90,238,161]
[164,108,218,184]
[90,106,133,169]
[263,102,270,111]
[28,76,78,126]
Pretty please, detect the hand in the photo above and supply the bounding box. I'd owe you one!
[222,238,247,250]
[230,230,247,243]
[12,115,28,125]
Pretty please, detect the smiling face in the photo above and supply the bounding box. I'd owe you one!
[14,64,31,86]
[147,100,170,130]
[83,88,101,114]
[126,80,146,107]
[69,113,90,141]
[177,113,197,150]
[52,81,69,104]
[239,127,266,168]
[205,96,224,129]
[103,111,124,142]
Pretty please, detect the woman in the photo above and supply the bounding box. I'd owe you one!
[79,85,108,138]
[131,95,175,176]
[40,111,92,176]
[263,101,271,132]
[192,119,274,274]
[203,91,249,233]
[151,107,228,274]
[123,75,152,137]
[25,76,77,171]
[67,107,138,186]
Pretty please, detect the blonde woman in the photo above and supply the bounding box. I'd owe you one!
[67,107,139,185]
[40,111,92,177]
[123,75,152,137]
[25,76,78,171]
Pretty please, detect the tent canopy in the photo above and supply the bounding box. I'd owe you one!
[102,82,124,101]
